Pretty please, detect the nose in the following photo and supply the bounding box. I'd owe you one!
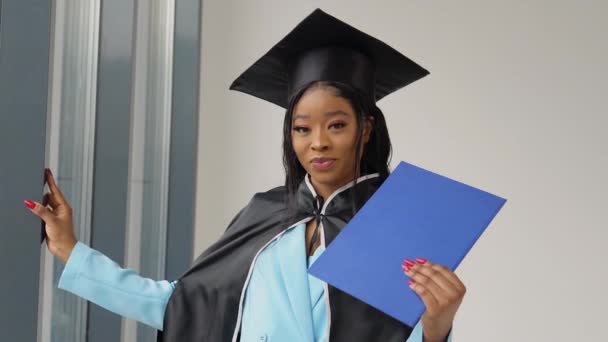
[311,128,330,151]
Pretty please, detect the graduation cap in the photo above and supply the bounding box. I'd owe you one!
[229,8,429,109]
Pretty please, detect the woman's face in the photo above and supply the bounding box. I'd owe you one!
[291,87,372,193]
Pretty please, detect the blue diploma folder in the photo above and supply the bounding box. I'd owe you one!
[308,161,507,327]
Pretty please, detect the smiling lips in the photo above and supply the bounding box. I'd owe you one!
[311,157,336,170]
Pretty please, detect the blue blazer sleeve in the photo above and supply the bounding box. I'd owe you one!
[58,242,176,330]
[406,321,453,342]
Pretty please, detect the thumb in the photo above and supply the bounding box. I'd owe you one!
[25,200,57,226]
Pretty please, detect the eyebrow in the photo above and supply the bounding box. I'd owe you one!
[293,110,350,121]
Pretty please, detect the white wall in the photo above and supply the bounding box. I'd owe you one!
[195,1,608,341]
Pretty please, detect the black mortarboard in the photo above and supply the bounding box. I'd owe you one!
[229,8,429,109]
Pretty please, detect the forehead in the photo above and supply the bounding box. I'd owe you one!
[293,87,355,119]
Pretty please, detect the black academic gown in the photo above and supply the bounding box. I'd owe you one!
[157,174,413,341]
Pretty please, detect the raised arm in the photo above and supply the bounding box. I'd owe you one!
[26,168,175,330]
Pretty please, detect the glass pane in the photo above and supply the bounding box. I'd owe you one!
[125,0,175,341]
[47,1,100,341]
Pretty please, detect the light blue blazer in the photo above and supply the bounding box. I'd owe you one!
[59,224,447,341]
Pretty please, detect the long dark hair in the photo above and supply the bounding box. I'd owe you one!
[282,81,393,213]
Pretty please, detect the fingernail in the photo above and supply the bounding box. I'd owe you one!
[401,264,411,272]
[416,257,428,265]
[46,168,53,177]
[404,259,415,267]
[24,200,36,209]
[408,280,415,286]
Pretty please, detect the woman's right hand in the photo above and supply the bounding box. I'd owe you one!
[25,168,77,263]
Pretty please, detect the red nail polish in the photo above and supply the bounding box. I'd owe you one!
[24,200,36,209]
[416,257,428,265]
[401,264,411,272]
[404,259,415,267]
[408,280,415,286]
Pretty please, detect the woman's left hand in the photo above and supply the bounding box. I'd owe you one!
[402,258,466,342]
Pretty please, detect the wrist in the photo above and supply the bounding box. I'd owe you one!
[422,321,452,342]
[50,237,77,264]
[423,333,449,342]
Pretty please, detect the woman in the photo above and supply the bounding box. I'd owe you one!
[26,9,465,342]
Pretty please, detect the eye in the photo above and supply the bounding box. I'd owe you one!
[329,122,347,130]
[293,126,309,134]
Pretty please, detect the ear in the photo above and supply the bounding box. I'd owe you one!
[362,116,375,144]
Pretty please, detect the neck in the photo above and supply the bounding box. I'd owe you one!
[310,182,334,202]
[308,174,357,201]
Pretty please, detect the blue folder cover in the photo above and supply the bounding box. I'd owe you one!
[308,161,507,327]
